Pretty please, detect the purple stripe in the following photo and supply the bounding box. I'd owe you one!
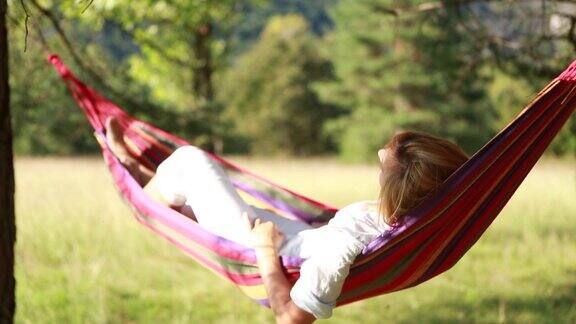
[255,298,270,307]
[230,178,317,224]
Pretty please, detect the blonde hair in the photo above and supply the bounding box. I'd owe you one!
[378,131,468,225]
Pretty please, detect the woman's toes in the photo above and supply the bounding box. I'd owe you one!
[105,117,130,159]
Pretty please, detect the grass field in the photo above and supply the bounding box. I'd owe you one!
[14,156,576,323]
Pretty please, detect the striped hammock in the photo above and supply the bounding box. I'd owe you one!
[49,54,576,307]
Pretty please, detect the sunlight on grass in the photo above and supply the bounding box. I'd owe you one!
[14,157,576,323]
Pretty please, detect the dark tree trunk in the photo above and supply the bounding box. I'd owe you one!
[0,0,16,322]
[192,21,214,103]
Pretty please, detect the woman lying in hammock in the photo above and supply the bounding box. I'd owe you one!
[106,117,468,323]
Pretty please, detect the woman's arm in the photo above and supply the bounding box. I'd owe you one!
[247,217,316,324]
[255,246,316,324]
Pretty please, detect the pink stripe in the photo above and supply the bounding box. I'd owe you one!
[134,214,266,286]
[98,132,306,269]
[99,136,257,263]
[558,60,576,81]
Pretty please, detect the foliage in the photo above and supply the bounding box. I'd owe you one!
[316,0,497,161]
[8,0,242,154]
[6,0,576,157]
[551,115,576,156]
[219,14,340,155]
[469,2,576,81]
[230,0,337,55]
[8,13,96,154]
[487,69,576,157]
[10,2,187,154]
[74,0,270,151]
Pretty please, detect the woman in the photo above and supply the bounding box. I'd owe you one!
[106,117,468,323]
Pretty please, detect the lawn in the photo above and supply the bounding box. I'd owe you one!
[14,156,576,323]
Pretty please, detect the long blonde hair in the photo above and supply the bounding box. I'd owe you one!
[379,131,468,225]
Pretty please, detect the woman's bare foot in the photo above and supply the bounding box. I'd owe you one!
[105,117,155,186]
[105,117,196,220]
[106,117,134,164]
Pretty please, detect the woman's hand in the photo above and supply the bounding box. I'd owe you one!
[242,212,285,252]
[242,212,316,323]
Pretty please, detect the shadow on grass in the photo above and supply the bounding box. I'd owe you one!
[395,272,576,324]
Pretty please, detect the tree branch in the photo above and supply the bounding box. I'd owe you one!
[81,0,95,14]
[7,13,50,52]
[19,0,30,51]
[374,0,576,17]
[27,0,167,114]
[373,0,496,16]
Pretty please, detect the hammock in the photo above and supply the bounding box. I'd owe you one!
[48,54,576,307]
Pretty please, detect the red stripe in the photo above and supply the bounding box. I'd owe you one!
[344,213,447,290]
[434,84,576,276]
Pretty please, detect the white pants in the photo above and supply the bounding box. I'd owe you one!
[154,146,313,249]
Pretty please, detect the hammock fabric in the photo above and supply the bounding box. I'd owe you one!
[49,54,576,307]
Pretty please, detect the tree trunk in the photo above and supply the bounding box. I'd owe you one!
[192,21,214,104]
[0,0,16,322]
[192,21,223,154]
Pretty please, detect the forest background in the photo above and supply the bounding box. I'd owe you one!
[7,0,576,161]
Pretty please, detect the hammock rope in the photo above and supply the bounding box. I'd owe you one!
[48,54,576,307]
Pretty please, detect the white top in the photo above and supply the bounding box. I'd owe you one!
[280,200,390,319]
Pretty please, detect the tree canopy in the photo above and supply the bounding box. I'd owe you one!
[219,14,339,155]
[6,0,576,159]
